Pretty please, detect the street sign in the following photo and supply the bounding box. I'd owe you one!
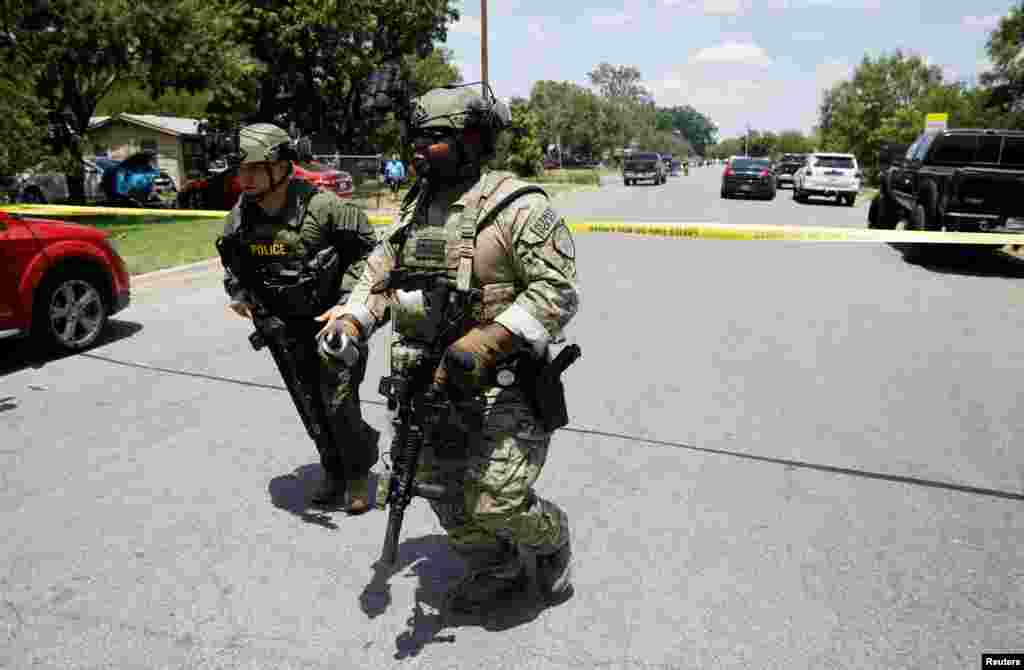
[925,113,948,132]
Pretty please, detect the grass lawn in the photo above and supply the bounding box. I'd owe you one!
[61,214,222,276]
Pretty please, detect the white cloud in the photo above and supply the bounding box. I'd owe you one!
[690,41,772,67]
[645,58,853,137]
[661,0,750,15]
[962,14,1001,31]
[590,12,633,27]
[450,14,482,37]
[526,21,547,42]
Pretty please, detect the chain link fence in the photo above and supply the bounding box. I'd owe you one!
[313,154,384,188]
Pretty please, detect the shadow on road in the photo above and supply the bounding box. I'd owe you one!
[890,245,1024,278]
[267,463,344,530]
[359,533,566,660]
[0,319,144,378]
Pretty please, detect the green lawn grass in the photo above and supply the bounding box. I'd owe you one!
[62,215,222,276]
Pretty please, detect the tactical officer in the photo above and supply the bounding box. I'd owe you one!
[221,123,381,513]
[317,86,580,612]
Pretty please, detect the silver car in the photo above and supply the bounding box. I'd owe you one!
[3,159,105,203]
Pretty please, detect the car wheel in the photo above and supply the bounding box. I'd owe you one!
[846,194,856,207]
[32,267,109,354]
[720,190,729,199]
[872,192,900,229]
[768,190,776,200]
[793,188,803,202]
[901,203,934,264]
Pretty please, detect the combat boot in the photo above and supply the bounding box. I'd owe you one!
[310,476,345,505]
[535,541,573,604]
[445,546,529,614]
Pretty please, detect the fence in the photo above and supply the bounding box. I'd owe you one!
[313,154,384,187]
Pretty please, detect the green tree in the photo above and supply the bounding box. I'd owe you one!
[94,78,214,118]
[6,0,237,201]
[774,130,814,155]
[0,1,50,179]
[979,1,1024,124]
[206,0,458,153]
[655,105,718,155]
[493,98,544,178]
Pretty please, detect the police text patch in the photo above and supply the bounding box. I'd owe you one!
[530,207,559,239]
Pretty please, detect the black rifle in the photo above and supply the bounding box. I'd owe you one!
[216,236,343,483]
[377,368,450,566]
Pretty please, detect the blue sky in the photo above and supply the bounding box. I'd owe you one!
[440,0,1016,140]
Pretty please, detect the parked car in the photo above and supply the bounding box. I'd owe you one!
[98,152,164,206]
[2,158,106,204]
[177,161,354,211]
[775,153,807,189]
[152,170,177,195]
[623,152,666,186]
[793,152,860,206]
[876,127,1024,261]
[721,156,776,200]
[0,210,130,353]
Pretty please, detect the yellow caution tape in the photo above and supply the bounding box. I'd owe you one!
[3,204,1023,245]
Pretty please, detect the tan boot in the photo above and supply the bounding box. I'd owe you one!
[344,477,371,515]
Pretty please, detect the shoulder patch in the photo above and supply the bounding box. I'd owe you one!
[530,206,559,239]
[552,223,575,260]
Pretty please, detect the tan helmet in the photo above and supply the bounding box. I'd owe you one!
[238,123,294,164]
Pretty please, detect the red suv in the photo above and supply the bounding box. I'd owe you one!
[177,162,354,211]
[0,211,130,353]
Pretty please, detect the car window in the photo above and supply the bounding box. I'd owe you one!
[731,159,765,169]
[905,136,923,161]
[928,134,977,164]
[977,135,1003,163]
[1000,136,1024,168]
[814,156,856,169]
[912,133,936,161]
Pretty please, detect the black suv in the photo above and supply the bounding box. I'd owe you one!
[775,153,806,189]
[873,128,1024,260]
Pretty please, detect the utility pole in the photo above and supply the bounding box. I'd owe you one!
[481,0,488,96]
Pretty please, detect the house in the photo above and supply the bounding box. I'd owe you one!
[86,113,207,189]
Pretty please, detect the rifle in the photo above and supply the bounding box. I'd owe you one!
[215,235,343,482]
[377,363,450,566]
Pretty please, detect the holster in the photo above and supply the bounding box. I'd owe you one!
[513,344,581,433]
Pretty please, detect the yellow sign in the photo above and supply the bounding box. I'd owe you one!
[925,113,948,132]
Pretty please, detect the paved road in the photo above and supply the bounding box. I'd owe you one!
[2,169,1024,669]
[559,166,872,228]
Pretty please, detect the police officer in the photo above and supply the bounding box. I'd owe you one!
[222,123,381,513]
[318,86,579,612]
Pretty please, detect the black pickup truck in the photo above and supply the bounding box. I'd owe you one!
[871,128,1024,259]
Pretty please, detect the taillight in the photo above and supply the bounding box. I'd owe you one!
[759,169,769,177]
[724,167,733,177]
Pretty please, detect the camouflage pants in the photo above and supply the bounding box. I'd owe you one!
[412,386,570,558]
[286,320,379,481]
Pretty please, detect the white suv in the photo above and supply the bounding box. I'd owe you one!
[793,152,861,206]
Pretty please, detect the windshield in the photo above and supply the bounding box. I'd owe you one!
[814,156,856,169]
[626,153,659,162]
[730,158,767,170]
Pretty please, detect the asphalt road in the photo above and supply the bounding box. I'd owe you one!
[2,166,1024,669]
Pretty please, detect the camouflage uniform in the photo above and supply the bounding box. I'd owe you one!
[222,176,381,498]
[339,162,580,607]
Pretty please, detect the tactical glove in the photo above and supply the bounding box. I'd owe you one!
[434,323,524,395]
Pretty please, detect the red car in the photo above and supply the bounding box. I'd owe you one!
[177,161,354,211]
[0,210,130,354]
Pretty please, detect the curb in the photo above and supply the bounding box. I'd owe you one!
[132,257,221,280]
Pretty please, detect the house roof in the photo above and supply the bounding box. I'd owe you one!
[88,113,203,137]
